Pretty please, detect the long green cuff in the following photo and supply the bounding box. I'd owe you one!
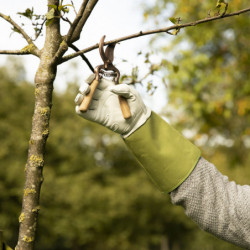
[124,112,201,193]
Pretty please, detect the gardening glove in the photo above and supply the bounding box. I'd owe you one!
[124,112,201,193]
[75,74,201,194]
[75,74,151,137]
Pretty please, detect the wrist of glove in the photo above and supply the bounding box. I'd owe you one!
[75,74,151,138]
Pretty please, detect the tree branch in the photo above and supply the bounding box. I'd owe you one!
[69,44,94,72]
[60,7,250,64]
[0,44,40,58]
[65,0,89,43]
[0,12,40,57]
[53,0,99,63]
[70,0,99,43]
[0,12,32,44]
[0,50,31,55]
[71,0,78,15]
[34,18,47,41]
[53,0,90,62]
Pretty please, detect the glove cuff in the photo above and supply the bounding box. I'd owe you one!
[124,112,201,193]
[122,107,151,138]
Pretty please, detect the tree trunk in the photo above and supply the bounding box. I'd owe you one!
[16,1,61,249]
[16,61,56,250]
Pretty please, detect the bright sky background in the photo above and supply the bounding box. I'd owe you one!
[0,0,168,112]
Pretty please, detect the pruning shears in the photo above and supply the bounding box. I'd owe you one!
[79,35,131,119]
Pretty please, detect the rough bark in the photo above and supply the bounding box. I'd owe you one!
[16,1,62,249]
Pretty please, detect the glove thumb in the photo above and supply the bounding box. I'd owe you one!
[109,84,134,99]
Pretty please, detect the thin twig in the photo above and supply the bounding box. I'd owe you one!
[0,49,31,55]
[221,2,229,16]
[34,18,47,40]
[71,0,78,15]
[0,12,33,45]
[69,44,94,72]
[61,15,72,25]
[60,7,250,64]
[65,0,89,43]
[0,12,40,57]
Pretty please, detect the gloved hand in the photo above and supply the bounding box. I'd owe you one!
[75,75,201,194]
[75,74,151,138]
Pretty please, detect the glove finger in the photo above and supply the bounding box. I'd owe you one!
[78,74,96,95]
[75,105,82,115]
[74,93,84,105]
[85,74,96,84]
[75,104,94,116]
[76,105,96,121]
[79,82,90,96]
[109,84,134,99]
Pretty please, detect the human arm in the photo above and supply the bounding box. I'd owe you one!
[122,106,250,248]
[171,157,250,248]
[75,77,250,248]
[122,98,250,248]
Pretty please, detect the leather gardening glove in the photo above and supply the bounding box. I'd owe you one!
[75,74,201,194]
[75,74,151,138]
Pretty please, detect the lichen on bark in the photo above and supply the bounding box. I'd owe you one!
[15,1,63,249]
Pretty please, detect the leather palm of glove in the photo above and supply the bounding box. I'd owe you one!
[75,74,151,138]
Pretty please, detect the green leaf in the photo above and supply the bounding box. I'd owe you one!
[58,4,72,12]
[172,28,180,35]
[62,7,69,13]
[161,59,168,66]
[11,27,21,34]
[169,17,178,24]
[144,12,149,20]
[147,81,153,91]
[48,4,57,10]
[173,65,179,73]
[46,8,55,20]
[17,8,34,20]
[46,18,54,26]
[216,0,225,8]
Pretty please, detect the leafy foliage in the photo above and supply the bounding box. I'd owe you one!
[142,0,250,169]
[15,7,46,40]
[17,8,34,20]
[14,1,73,38]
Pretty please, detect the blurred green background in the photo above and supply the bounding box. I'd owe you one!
[0,0,249,249]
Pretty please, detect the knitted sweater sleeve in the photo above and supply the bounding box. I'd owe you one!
[170,157,250,249]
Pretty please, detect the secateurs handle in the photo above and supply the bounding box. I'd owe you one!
[118,96,131,119]
[78,75,99,112]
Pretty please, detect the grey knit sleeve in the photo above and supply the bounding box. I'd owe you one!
[170,157,250,249]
